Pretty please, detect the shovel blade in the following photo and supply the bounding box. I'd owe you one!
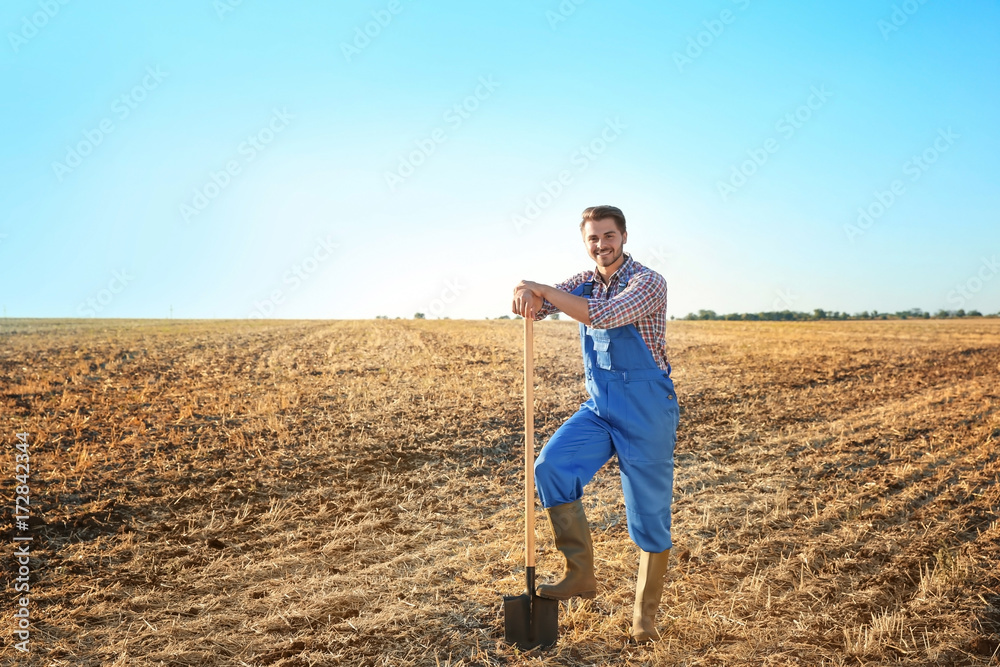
[503,593,559,650]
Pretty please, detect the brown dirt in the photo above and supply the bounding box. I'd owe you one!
[1,318,999,666]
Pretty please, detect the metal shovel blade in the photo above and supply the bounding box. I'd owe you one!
[503,591,558,650]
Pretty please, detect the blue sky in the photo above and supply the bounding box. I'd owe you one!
[2,0,999,319]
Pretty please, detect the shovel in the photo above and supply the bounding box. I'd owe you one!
[503,316,559,649]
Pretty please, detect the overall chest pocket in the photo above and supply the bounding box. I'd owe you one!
[591,336,613,370]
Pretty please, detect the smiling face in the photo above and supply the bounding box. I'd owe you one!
[582,217,627,277]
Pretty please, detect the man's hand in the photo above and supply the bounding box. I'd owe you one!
[512,281,544,318]
[513,280,593,325]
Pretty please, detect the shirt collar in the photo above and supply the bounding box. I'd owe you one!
[593,252,633,286]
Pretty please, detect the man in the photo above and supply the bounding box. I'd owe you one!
[511,205,678,643]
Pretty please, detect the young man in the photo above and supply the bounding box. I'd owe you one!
[511,205,678,643]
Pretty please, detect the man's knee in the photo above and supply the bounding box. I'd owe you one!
[534,452,584,508]
[534,454,557,490]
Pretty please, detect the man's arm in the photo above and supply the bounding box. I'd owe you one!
[513,281,591,325]
[512,272,590,320]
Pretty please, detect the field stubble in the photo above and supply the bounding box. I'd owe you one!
[1,318,999,666]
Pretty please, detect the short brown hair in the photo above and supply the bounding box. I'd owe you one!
[580,205,626,234]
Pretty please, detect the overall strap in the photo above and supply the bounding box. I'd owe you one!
[581,273,627,299]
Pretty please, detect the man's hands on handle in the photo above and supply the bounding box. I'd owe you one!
[512,282,544,319]
[512,280,592,325]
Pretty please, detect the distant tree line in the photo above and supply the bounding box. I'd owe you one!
[678,308,999,321]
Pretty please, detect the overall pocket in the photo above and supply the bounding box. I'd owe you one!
[592,338,613,370]
[624,379,678,461]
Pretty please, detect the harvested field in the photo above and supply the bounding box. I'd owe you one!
[2,318,999,666]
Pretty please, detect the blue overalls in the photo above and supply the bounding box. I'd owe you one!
[534,281,679,552]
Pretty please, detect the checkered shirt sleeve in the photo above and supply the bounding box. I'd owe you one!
[587,270,666,329]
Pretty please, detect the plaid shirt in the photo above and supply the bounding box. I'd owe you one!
[535,253,670,371]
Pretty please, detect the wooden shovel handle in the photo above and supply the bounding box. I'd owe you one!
[524,316,535,568]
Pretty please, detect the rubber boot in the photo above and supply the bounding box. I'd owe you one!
[536,499,597,600]
[631,549,670,643]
